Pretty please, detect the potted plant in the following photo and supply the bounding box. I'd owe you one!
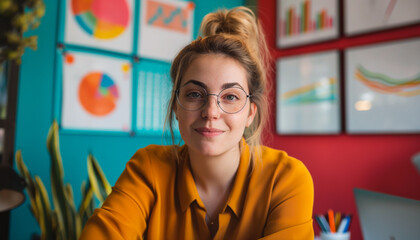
[16,121,111,240]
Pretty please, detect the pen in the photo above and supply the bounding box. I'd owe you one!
[337,215,352,233]
[315,215,328,232]
[337,216,348,233]
[343,215,352,232]
[318,214,331,232]
[328,209,336,232]
[335,212,341,229]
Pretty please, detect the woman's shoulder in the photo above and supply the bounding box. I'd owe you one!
[254,145,313,196]
[126,144,181,173]
[132,144,176,157]
[258,145,311,179]
[116,145,181,190]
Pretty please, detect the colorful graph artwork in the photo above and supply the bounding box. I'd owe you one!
[277,51,340,134]
[146,0,194,34]
[345,38,420,133]
[136,61,173,132]
[138,0,194,62]
[71,0,130,39]
[61,51,132,131]
[78,72,119,116]
[282,78,337,105]
[345,0,420,36]
[277,0,338,48]
[64,0,134,53]
[279,0,334,37]
[355,65,420,97]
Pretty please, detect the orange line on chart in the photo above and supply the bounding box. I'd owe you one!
[282,78,336,99]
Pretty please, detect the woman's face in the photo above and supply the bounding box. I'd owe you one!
[174,53,257,157]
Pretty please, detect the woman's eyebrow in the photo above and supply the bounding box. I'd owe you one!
[221,82,243,89]
[182,80,244,90]
[181,80,207,88]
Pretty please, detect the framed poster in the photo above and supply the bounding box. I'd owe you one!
[138,0,195,62]
[276,51,341,134]
[345,38,420,133]
[277,0,339,48]
[345,0,420,36]
[64,0,135,53]
[136,60,175,133]
[61,51,132,132]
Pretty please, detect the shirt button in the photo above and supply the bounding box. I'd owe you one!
[210,222,214,225]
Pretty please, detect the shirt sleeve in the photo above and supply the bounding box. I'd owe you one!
[79,148,156,240]
[260,159,315,240]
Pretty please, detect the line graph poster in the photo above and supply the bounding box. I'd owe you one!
[138,0,195,62]
[64,0,134,53]
[276,51,340,134]
[345,38,420,133]
[345,0,420,36]
[277,0,339,48]
[61,51,132,131]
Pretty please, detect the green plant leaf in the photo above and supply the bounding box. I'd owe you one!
[47,121,71,239]
[34,176,53,240]
[79,179,94,226]
[15,150,40,223]
[87,154,111,203]
[65,183,80,239]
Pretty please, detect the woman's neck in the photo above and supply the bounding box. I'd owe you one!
[188,145,241,223]
[188,146,240,192]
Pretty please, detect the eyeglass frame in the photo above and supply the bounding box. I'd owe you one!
[175,85,253,114]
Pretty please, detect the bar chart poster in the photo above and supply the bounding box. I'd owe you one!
[345,38,420,133]
[277,0,339,48]
[276,51,341,134]
[61,51,132,132]
[64,0,135,53]
[345,0,420,36]
[136,60,178,134]
[138,0,195,62]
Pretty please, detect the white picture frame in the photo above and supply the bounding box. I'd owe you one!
[276,51,341,134]
[344,0,420,36]
[138,0,194,62]
[277,0,339,48]
[61,51,132,132]
[64,0,135,53]
[345,38,420,133]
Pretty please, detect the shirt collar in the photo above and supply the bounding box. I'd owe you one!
[177,139,252,218]
[224,139,251,218]
[177,145,204,212]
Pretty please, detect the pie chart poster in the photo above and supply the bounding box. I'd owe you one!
[64,0,134,53]
[61,51,132,132]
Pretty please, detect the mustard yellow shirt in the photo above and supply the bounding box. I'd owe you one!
[80,142,314,239]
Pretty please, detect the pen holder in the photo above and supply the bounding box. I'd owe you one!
[320,232,350,240]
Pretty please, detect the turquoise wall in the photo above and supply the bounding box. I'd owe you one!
[10,0,245,239]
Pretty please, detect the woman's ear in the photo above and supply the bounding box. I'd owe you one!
[246,102,257,127]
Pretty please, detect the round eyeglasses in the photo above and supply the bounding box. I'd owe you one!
[176,85,252,114]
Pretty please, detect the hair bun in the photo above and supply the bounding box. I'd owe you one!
[200,7,260,51]
[199,6,270,72]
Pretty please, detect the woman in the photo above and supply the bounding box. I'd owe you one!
[80,6,314,240]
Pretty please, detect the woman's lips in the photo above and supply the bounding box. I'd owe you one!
[195,127,225,137]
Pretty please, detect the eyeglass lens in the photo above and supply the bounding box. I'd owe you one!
[176,85,249,114]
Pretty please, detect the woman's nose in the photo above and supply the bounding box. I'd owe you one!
[201,95,221,119]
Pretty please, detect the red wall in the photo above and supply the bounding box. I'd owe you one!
[257,1,420,239]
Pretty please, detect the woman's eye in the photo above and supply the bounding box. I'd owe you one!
[186,91,202,98]
[224,94,239,101]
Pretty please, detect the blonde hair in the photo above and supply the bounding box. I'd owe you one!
[165,6,270,161]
